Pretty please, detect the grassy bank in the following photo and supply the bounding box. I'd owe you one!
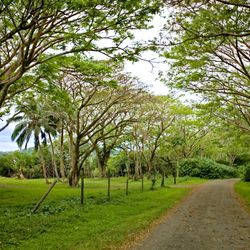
[235,181,250,211]
[0,176,204,249]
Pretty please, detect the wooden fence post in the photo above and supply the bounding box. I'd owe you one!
[32,180,57,213]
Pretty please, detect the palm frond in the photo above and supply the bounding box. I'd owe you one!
[11,115,25,123]
[11,122,27,141]
[24,127,33,150]
[16,128,29,149]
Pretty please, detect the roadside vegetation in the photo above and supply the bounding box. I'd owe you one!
[179,158,238,179]
[235,181,250,211]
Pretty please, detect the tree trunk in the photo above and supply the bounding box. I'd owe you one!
[98,160,106,177]
[69,136,80,187]
[101,164,106,177]
[97,152,110,178]
[161,171,165,187]
[18,168,25,179]
[48,133,60,180]
[38,147,49,184]
[69,166,79,187]
[59,127,66,181]
[147,160,153,179]
[96,153,104,177]
[134,153,140,180]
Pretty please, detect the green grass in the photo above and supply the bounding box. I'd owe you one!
[0,176,203,250]
[235,180,250,211]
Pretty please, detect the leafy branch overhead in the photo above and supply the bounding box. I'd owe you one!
[0,0,163,108]
[162,0,250,131]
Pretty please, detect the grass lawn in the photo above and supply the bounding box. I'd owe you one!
[235,180,250,211]
[0,176,204,250]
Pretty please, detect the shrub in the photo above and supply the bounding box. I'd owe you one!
[243,164,250,182]
[179,158,238,179]
[0,155,15,177]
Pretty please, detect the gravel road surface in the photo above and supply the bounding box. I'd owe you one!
[133,179,250,250]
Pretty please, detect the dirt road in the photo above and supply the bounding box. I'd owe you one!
[133,179,250,250]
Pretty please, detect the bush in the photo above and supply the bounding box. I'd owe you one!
[0,151,41,178]
[179,158,238,179]
[0,155,16,176]
[243,164,250,182]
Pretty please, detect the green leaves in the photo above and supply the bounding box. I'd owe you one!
[0,0,163,109]
[162,0,250,131]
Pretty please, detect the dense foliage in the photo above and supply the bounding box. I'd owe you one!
[243,164,250,182]
[0,151,41,178]
[0,0,163,108]
[163,0,250,132]
[179,158,238,179]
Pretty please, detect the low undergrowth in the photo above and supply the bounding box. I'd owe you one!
[235,181,250,212]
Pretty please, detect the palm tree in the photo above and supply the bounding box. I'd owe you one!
[43,114,61,180]
[11,100,56,183]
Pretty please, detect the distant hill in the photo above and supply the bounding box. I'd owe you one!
[0,147,34,155]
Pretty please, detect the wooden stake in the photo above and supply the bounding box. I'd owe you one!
[32,180,57,213]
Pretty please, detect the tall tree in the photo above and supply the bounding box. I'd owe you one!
[167,105,211,159]
[50,61,146,186]
[91,98,143,177]
[10,97,53,183]
[135,96,176,177]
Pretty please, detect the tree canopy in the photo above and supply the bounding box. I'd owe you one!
[0,0,163,109]
[162,0,250,131]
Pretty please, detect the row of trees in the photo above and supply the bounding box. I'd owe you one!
[1,0,249,185]
[0,0,164,186]
[1,69,249,185]
[162,0,250,181]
